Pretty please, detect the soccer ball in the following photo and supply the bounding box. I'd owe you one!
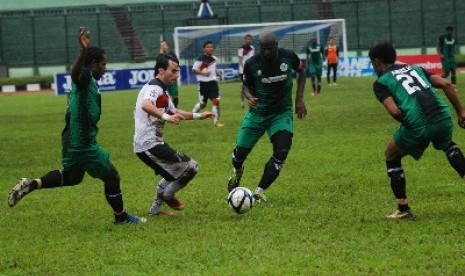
[227,187,253,214]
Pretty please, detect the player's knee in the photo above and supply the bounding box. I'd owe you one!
[233,147,250,163]
[211,98,220,106]
[184,160,199,180]
[63,169,85,186]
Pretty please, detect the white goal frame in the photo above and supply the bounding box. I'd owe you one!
[174,19,348,85]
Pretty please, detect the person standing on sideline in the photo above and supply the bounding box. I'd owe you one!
[437,26,457,85]
[227,31,307,201]
[238,34,255,108]
[134,54,214,217]
[7,27,146,224]
[325,37,339,86]
[159,40,180,107]
[192,40,224,127]
[306,36,324,96]
[369,41,465,219]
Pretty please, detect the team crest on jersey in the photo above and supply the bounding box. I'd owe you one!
[280,63,288,72]
[257,70,262,76]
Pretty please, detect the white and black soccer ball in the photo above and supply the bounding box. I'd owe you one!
[227,187,253,214]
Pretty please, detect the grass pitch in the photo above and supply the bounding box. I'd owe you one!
[2,76,465,274]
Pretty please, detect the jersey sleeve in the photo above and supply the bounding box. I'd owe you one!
[192,60,202,71]
[373,81,392,103]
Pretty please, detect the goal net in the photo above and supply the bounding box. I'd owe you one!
[173,19,348,85]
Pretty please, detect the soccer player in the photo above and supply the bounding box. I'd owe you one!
[325,37,339,86]
[192,40,224,127]
[134,54,213,217]
[159,40,180,107]
[437,26,457,85]
[7,27,146,224]
[306,36,324,96]
[227,31,307,201]
[369,41,465,219]
[238,34,255,108]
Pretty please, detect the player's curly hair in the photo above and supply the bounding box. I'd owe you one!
[368,41,396,64]
[84,46,106,67]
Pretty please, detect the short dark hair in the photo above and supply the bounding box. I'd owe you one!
[154,54,179,73]
[203,40,213,48]
[368,41,397,64]
[446,25,454,31]
[244,34,252,39]
[84,46,106,67]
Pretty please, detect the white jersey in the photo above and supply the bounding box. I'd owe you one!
[134,78,176,153]
[192,54,218,82]
[238,45,255,74]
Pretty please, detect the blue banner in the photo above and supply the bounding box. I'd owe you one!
[54,58,373,95]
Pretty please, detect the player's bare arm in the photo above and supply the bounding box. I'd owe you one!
[176,109,214,120]
[71,27,91,84]
[429,74,465,128]
[383,97,403,122]
[141,99,184,125]
[242,85,258,108]
[294,66,307,119]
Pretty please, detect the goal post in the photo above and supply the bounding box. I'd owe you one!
[174,19,348,85]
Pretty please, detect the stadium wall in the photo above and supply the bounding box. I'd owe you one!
[0,0,463,78]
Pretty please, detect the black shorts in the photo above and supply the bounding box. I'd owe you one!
[136,143,191,181]
[198,81,219,102]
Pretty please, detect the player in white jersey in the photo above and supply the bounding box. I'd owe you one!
[192,40,224,127]
[134,54,213,217]
[237,34,255,108]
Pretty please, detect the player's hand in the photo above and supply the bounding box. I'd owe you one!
[167,113,185,125]
[247,97,258,108]
[295,98,307,119]
[200,112,214,120]
[78,27,90,50]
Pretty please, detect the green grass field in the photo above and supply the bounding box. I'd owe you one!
[2,76,465,274]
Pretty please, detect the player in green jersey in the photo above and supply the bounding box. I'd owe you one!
[369,41,465,219]
[437,26,457,85]
[7,27,146,224]
[306,37,324,96]
[227,31,307,201]
[160,40,180,107]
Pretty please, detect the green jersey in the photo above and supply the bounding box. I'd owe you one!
[373,64,450,129]
[306,43,324,65]
[243,48,303,115]
[62,70,101,150]
[438,34,456,58]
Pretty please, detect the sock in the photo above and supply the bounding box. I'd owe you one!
[398,204,410,212]
[254,187,265,194]
[212,105,219,124]
[192,103,201,113]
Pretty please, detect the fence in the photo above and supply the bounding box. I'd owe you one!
[0,0,463,69]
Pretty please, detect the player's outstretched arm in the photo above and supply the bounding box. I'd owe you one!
[430,74,465,128]
[177,109,214,120]
[71,27,91,83]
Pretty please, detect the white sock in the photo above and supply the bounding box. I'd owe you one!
[254,187,265,194]
[192,103,201,113]
[212,105,219,124]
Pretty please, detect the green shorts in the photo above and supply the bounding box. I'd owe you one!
[62,145,111,178]
[167,83,178,97]
[236,111,294,149]
[442,57,456,72]
[393,119,453,160]
[308,62,322,76]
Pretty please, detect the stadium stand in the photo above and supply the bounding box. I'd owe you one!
[0,0,463,72]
